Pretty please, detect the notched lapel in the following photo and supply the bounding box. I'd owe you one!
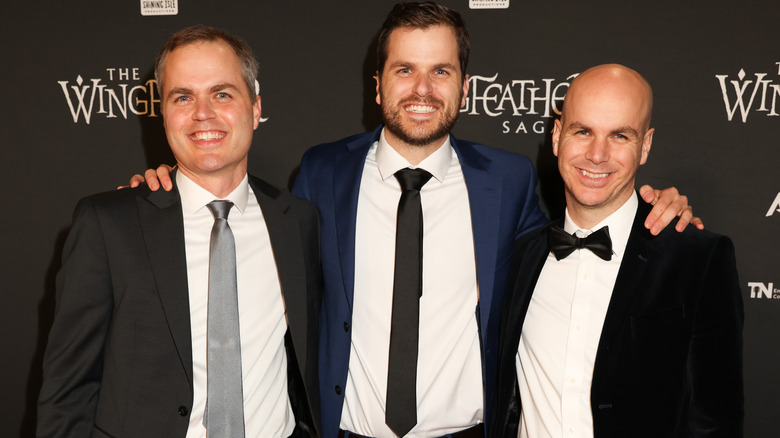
[137,188,193,385]
[332,133,376,309]
[453,138,502,331]
[596,211,658,356]
[251,179,310,375]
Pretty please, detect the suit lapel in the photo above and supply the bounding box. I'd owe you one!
[503,226,554,360]
[452,137,503,334]
[332,127,380,309]
[249,177,310,376]
[596,202,658,355]
[137,184,193,385]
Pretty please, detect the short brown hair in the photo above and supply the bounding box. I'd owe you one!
[154,25,259,100]
[376,2,470,78]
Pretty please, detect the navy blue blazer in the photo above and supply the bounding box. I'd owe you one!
[292,125,548,437]
[491,199,744,437]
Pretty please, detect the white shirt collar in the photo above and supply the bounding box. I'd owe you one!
[375,128,453,184]
[563,191,638,257]
[176,170,250,216]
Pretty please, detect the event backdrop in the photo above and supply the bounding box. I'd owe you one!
[2,0,777,436]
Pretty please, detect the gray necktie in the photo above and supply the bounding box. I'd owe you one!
[204,200,245,438]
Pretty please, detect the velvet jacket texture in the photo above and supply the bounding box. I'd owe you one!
[491,199,744,437]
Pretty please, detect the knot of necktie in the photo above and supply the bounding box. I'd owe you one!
[548,225,613,261]
[394,168,432,192]
[207,200,233,221]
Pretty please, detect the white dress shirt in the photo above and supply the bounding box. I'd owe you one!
[177,171,294,438]
[516,192,638,438]
[340,129,484,437]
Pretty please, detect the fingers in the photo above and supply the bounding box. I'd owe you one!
[130,174,145,188]
[144,168,160,191]
[638,184,657,205]
[644,186,688,235]
[157,164,174,191]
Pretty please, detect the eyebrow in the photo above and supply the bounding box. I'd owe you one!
[165,83,240,100]
[566,121,640,138]
[386,60,458,72]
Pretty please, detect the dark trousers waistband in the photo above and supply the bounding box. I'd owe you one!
[338,423,483,438]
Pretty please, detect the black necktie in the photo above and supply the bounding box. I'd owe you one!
[548,225,613,261]
[386,168,432,437]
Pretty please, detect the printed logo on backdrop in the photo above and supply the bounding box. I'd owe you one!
[469,0,509,9]
[59,69,266,125]
[748,282,780,299]
[59,68,159,124]
[462,73,577,135]
[767,192,780,217]
[140,0,178,16]
[716,62,780,122]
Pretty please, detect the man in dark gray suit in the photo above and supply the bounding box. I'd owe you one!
[37,25,321,438]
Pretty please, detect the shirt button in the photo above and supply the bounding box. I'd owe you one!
[570,378,577,384]
[583,273,589,280]
[575,324,582,331]
[178,406,189,417]
[335,385,342,395]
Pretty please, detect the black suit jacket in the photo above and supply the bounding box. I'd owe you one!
[492,199,744,437]
[37,174,322,437]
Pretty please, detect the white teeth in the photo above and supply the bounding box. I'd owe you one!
[191,131,225,141]
[580,169,609,178]
[406,104,436,113]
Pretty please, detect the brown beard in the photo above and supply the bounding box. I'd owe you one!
[380,95,460,147]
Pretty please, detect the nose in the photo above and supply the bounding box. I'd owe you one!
[413,73,432,97]
[585,136,609,164]
[192,98,216,121]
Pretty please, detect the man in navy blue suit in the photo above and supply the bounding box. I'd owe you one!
[134,3,698,437]
[289,4,698,438]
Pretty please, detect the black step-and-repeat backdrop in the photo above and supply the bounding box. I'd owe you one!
[2,1,777,435]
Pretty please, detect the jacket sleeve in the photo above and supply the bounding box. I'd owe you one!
[688,235,744,437]
[37,197,113,437]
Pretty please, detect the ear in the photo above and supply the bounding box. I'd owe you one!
[552,119,562,157]
[252,95,262,130]
[460,74,470,108]
[639,127,654,165]
[375,71,381,105]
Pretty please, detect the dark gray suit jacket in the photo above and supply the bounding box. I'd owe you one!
[38,174,322,437]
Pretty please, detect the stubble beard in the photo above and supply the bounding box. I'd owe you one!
[381,95,460,148]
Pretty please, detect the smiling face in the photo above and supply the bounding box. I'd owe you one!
[552,64,654,228]
[160,40,261,193]
[376,25,469,157]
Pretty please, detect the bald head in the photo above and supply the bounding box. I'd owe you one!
[563,64,654,131]
[552,64,656,228]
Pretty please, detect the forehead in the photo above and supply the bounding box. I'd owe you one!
[385,25,460,69]
[563,79,649,131]
[161,40,244,89]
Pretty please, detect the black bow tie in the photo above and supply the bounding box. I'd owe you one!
[548,225,613,261]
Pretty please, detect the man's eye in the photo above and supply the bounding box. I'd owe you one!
[434,69,447,75]
[216,92,230,99]
[174,96,190,102]
[398,68,411,74]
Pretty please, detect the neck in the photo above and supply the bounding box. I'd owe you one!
[177,166,246,199]
[383,130,447,166]
[565,190,634,230]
